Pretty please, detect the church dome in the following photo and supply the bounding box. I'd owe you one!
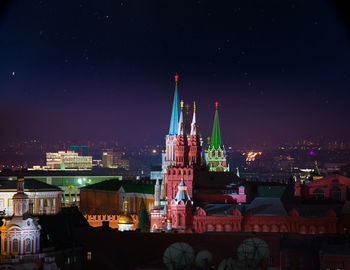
[118,214,134,224]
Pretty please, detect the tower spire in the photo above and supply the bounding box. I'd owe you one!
[177,100,184,135]
[210,101,223,149]
[169,73,181,135]
[174,170,191,203]
[190,101,197,136]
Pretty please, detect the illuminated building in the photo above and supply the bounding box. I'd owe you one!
[207,102,229,172]
[80,180,155,230]
[150,75,349,235]
[150,165,162,180]
[46,150,92,171]
[151,75,246,232]
[0,172,41,256]
[0,172,123,207]
[0,178,62,217]
[102,149,114,168]
[101,150,130,170]
[163,74,181,174]
[118,201,134,231]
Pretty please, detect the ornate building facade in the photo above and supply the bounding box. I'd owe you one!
[151,75,246,233]
[150,75,348,235]
[0,173,41,256]
[0,178,62,217]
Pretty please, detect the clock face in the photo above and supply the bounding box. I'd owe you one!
[27,221,30,226]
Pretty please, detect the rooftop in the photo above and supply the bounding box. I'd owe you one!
[82,179,155,194]
[0,179,61,192]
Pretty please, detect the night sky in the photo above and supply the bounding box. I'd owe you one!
[1,0,350,147]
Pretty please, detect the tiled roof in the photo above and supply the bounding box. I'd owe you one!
[245,197,287,216]
[200,204,240,216]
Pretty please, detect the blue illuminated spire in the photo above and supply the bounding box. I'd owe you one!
[169,74,181,135]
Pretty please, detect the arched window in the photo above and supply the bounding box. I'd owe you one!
[25,238,31,253]
[330,186,341,201]
[12,239,19,253]
[206,224,214,232]
[313,189,325,200]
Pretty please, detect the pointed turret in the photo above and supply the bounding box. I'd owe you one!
[155,179,160,207]
[174,172,191,204]
[13,170,29,216]
[207,102,229,172]
[175,100,188,166]
[169,74,181,136]
[190,101,197,136]
[177,100,184,135]
[163,74,182,172]
[17,169,25,193]
[188,101,202,165]
[312,160,322,180]
[210,101,223,149]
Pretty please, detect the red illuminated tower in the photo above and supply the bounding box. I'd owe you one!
[188,101,202,165]
[175,100,188,167]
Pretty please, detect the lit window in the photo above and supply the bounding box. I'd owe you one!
[87,251,92,261]
[25,238,31,253]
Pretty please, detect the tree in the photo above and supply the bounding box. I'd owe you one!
[137,199,150,232]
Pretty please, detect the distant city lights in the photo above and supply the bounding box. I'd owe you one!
[245,152,262,162]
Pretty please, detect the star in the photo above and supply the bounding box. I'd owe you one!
[11,71,15,76]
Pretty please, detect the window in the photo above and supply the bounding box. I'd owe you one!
[12,239,19,253]
[285,256,291,267]
[299,256,304,268]
[347,186,350,201]
[87,251,92,261]
[332,179,339,183]
[4,238,7,252]
[178,214,183,226]
[313,189,325,200]
[269,256,274,265]
[330,186,341,201]
[25,238,31,253]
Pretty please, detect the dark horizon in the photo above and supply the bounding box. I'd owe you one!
[1,0,350,148]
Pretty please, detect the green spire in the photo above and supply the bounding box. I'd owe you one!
[210,102,223,149]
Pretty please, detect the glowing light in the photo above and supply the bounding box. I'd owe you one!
[152,149,157,153]
[77,178,82,184]
[310,151,315,156]
[246,151,262,162]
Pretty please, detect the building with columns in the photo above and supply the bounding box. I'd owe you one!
[0,178,62,217]
[0,172,41,256]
